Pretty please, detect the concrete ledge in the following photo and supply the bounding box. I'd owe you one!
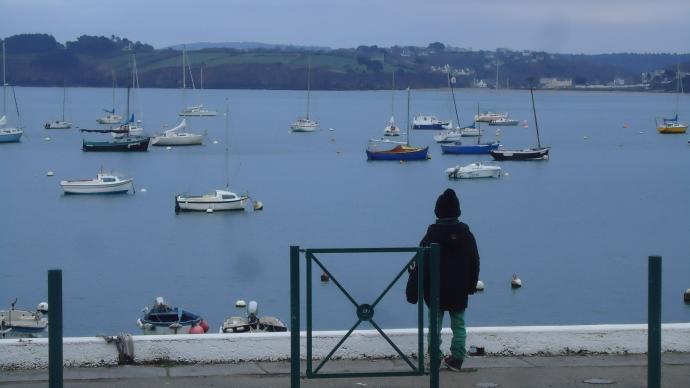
[1,323,689,369]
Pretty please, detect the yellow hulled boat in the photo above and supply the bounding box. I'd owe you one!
[656,115,688,134]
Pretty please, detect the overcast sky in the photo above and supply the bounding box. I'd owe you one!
[2,0,689,54]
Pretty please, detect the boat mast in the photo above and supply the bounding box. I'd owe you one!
[391,71,395,120]
[2,40,5,117]
[111,69,116,114]
[448,69,461,129]
[126,55,131,122]
[182,46,187,110]
[530,88,542,149]
[675,63,680,116]
[224,98,230,189]
[406,87,411,146]
[306,56,311,120]
[61,83,66,121]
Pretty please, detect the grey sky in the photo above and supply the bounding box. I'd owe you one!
[2,0,689,54]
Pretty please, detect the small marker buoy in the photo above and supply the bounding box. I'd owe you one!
[583,135,588,140]
[623,123,629,128]
[638,131,644,134]
[336,150,341,154]
[213,140,219,144]
[44,137,51,141]
[503,172,510,177]
[320,272,330,282]
[684,289,690,303]
[253,201,263,211]
[206,208,214,213]
[46,171,54,176]
[235,299,247,308]
[329,128,335,131]
[166,146,172,150]
[140,188,147,193]
[476,280,485,291]
[511,274,522,288]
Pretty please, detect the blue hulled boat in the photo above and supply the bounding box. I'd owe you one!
[136,297,205,334]
[441,141,500,154]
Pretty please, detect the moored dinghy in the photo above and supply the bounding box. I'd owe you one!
[220,300,287,333]
[136,297,207,334]
[60,171,134,194]
[446,162,502,179]
[0,299,48,338]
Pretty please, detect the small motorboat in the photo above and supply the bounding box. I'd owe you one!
[474,111,507,122]
[44,120,72,129]
[412,115,451,130]
[220,300,287,333]
[489,117,519,126]
[445,162,502,179]
[61,172,133,194]
[136,297,207,334]
[0,299,48,338]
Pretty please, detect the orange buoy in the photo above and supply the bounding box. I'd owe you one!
[623,123,629,128]
[199,319,210,333]
[188,324,204,334]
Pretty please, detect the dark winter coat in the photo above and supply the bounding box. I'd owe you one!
[419,219,480,311]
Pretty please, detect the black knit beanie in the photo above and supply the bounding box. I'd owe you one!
[434,188,461,218]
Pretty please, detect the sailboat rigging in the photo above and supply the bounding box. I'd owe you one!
[44,84,72,129]
[97,70,122,124]
[383,72,400,136]
[0,39,23,143]
[179,47,216,117]
[656,64,688,134]
[490,88,549,161]
[290,56,319,132]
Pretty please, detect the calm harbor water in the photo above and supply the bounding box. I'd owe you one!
[1,86,689,336]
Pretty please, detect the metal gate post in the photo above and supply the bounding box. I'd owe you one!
[648,255,661,388]
[290,246,301,388]
[48,269,63,388]
[429,244,440,388]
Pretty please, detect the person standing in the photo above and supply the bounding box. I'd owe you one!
[419,188,480,371]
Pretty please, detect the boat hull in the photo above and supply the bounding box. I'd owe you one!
[366,146,429,161]
[448,167,501,179]
[151,133,203,146]
[490,147,550,160]
[61,180,133,195]
[0,129,23,143]
[412,123,449,130]
[175,196,248,212]
[44,122,72,129]
[489,119,519,126]
[441,142,499,154]
[82,136,150,152]
[656,124,688,134]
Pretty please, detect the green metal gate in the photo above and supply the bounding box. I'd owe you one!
[290,244,441,387]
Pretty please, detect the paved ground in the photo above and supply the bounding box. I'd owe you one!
[2,353,689,387]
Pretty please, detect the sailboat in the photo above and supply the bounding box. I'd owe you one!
[44,85,72,129]
[366,88,429,161]
[81,55,150,152]
[656,65,688,134]
[175,99,251,212]
[0,39,23,143]
[441,99,500,154]
[179,48,216,117]
[96,71,122,124]
[434,73,481,143]
[490,88,549,161]
[383,72,401,136]
[290,57,318,132]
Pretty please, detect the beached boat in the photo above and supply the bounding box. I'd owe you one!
[0,299,48,338]
[412,114,450,130]
[490,88,549,161]
[290,57,318,132]
[136,297,207,334]
[44,85,72,129]
[219,301,287,333]
[489,117,519,126]
[61,172,133,194]
[475,111,507,122]
[446,162,502,179]
[367,88,429,161]
[0,40,23,143]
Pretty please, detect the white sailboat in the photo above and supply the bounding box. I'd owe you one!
[113,55,144,138]
[151,119,203,146]
[383,72,401,136]
[97,71,122,124]
[290,57,318,132]
[179,48,216,117]
[44,85,72,129]
[0,39,23,143]
[175,99,251,212]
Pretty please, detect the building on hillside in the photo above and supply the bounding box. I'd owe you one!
[539,77,572,89]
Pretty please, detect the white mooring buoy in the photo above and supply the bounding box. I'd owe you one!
[511,274,522,288]
[140,188,147,193]
[235,299,247,308]
[166,146,172,150]
[476,280,485,291]
[206,208,214,213]
[46,171,54,177]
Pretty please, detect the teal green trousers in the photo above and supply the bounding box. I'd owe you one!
[428,309,467,360]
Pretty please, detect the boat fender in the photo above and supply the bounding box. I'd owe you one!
[206,208,214,213]
[200,319,209,333]
[136,318,144,329]
[188,324,204,334]
[684,289,690,303]
[475,280,485,291]
[511,274,522,288]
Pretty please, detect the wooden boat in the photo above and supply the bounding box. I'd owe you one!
[491,88,549,161]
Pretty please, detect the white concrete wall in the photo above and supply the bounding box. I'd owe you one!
[1,323,689,369]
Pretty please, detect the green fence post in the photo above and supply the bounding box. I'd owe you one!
[429,243,440,388]
[648,255,661,388]
[290,246,300,388]
[48,269,63,388]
